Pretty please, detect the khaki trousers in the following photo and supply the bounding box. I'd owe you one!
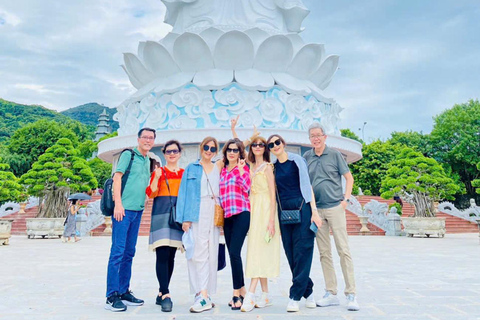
[316,204,356,295]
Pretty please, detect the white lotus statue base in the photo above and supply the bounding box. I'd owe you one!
[97,0,363,164]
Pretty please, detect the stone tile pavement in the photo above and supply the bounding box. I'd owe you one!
[1,233,479,319]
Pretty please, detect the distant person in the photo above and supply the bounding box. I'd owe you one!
[62,199,80,243]
[105,128,155,312]
[303,122,359,311]
[393,196,403,208]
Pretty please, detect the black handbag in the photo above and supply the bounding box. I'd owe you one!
[276,185,303,225]
[164,168,183,231]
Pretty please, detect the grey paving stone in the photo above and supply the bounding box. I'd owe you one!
[1,233,479,319]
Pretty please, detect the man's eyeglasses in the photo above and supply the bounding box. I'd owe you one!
[203,145,217,153]
[251,143,265,148]
[227,148,240,154]
[165,149,180,155]
[140,136,155,141]
[309,134,325,140]
[268,140,282,149]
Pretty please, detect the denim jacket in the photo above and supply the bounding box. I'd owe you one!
[176,160,203,223]
[273,152,313,203]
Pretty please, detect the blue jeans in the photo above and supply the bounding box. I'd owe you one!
[106,210,143,297]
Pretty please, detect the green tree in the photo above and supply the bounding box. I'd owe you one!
[20,138,98,217]
[350,140,398,196]
[5,120,91,176]
[0,161,26,205]
[340,128,363,144]
[388,130,432,156]
[78,140,98,159]
[380,148,460,217]
[472,162,480,195]
[88,157,112,186]
[429,100,480,201]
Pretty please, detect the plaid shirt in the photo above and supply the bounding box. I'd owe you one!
[219,165,251,218]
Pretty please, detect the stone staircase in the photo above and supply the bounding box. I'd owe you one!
[7,195,478,236]
[9,206,38,235]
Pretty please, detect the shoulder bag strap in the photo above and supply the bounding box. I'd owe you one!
[201,164,219,206]
[163,167,174,207]
[120,149,135,197]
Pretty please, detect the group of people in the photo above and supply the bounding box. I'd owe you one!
[104,120,360,314]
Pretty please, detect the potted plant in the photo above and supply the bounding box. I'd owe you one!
[20,138,98,239]
[380,147,460,238]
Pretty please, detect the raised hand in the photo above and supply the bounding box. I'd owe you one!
[231,114,240,130]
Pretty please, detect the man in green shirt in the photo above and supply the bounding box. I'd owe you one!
[303,122,359,312]
[105,128,155,312]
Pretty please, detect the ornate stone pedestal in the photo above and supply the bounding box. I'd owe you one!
[358,216,370,234]
[103,217,112,235]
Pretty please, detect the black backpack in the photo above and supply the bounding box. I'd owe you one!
[100,149,135,216]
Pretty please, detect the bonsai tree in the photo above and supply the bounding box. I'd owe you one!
[20,138,98,218]
[0,160,26,206]
[380,147,460,217]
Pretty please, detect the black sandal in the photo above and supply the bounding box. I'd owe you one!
[228,295,244,307]
[232,296,243,310]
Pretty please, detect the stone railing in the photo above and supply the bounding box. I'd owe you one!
[437,199,480,223]
[347,197,402,235]
[0,197,39,218]
[76,200,105,236]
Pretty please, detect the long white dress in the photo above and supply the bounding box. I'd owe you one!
[187,165,221,294]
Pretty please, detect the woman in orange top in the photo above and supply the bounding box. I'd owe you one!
[145,140,184,313]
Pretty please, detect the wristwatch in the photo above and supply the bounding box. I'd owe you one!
[345,198,351,204]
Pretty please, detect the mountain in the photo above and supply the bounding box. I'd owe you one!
[60,103,119,132]
[0,98,71,142]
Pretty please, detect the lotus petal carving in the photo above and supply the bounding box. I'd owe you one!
[173,33,214,72]
[143,41,180,77]
[310,55,339,90]
[254,35,293,72]
[121,28,339,97]
[214,31,254,70]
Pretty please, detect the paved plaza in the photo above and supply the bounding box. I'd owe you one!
[1,233,479,320]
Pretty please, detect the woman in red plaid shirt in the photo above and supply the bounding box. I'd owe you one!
[219,138,252,310]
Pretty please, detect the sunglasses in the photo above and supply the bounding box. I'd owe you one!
[268,140,282,149]
[227,148,240,154]
[203,145,217,153]
[165,149,180,155]
[251,143,265,148]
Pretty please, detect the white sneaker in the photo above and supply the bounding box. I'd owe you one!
[346,294,360,311]
[305,293,317,308]
[255,292,272,308]
[189,296,212,313]
[241,292,256,312]
[316,291,340,307]
[286,299,299,312]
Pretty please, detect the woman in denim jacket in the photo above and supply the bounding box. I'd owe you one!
[176,136,223,313]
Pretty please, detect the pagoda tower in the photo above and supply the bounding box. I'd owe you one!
[94,108,111,142]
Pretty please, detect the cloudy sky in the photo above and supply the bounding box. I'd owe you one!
[0,0,479,141]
